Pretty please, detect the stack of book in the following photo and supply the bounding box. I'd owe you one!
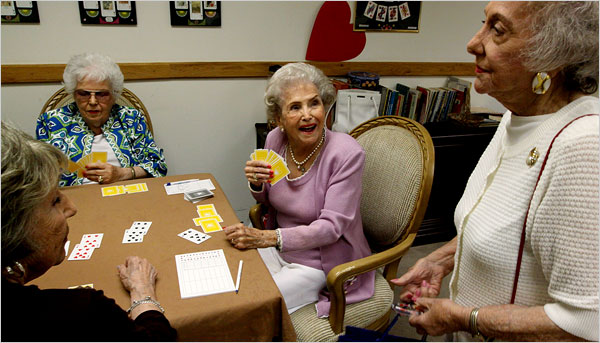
[376,77,472,124]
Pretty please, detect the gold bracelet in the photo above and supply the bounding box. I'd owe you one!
[130,166,136,180]
[469,307,491,341]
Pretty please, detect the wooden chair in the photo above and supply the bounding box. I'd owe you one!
[249,116,435,341]
[39,87,154,135]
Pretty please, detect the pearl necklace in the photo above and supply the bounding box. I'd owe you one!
[289,129,326,173]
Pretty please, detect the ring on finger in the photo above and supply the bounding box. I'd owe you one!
[98,175,103,184]
[252,173,258,181]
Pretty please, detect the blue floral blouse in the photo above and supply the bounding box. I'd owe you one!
[36,102,168,187]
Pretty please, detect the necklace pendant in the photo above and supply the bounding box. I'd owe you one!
[297,164,305,173]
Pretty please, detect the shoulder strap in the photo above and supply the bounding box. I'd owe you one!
[510,113,598,304]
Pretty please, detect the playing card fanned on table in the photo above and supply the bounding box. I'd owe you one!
[68,233,104,261]
[193,204,224,233]
[250,149,290,185]
[122,221,152,244]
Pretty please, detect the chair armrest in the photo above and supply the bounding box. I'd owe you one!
[249,203,265,230]
[326,231,417,334]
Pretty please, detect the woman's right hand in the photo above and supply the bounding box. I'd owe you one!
[391,257,447,302]
[245,160,273,188]
[117,256,157,295]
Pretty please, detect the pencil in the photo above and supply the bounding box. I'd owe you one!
[235,260,243,294]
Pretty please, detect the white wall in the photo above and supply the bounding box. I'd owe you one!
[1,1,504,220]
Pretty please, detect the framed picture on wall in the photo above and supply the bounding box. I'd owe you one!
[170,1,221,27]
[1,1,40,23]
[354,1,421,32]
[78,1,137,25]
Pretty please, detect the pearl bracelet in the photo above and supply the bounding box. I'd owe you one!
[275,229,282,251]
[127,296,164,314]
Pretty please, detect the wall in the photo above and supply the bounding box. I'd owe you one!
[1,1,504,220]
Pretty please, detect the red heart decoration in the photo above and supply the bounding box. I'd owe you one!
[306,2,366,62]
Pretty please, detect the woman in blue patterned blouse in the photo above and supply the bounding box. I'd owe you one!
[36,52,167,187]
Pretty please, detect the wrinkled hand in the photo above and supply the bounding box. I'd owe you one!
[84,162,127,184]
[224,223,277,249]
[391,257,446,302]
[409,297,467,336]
[245,160,273,188]
[117,256,157,294]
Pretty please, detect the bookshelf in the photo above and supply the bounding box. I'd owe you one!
[254,119,499,246]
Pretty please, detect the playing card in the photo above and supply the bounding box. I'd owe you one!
[266,150,283,166]
[129,221,152,235]
[197,217,223,233]
[196,204,218,218]
[193,215,223,226]
[125,183,148,194]
[269,158,290,185]
[91,151,107,164]
[184,188,213,202]
[68,244,95,261]
[122,229,144,244]
[81,233,104,248]
[178,228,211,244]
[253,149,269,161]
[101,185,126,197]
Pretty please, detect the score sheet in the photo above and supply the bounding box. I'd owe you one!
[175,249,235,299]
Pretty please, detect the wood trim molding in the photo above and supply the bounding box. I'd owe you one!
[1,61,475,84]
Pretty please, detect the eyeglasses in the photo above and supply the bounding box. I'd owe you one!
[74,90,113,102]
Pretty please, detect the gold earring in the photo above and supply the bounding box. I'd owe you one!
[532,72,551,95]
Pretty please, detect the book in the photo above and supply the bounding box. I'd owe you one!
[408,89,421,121]
[395,82,411,117]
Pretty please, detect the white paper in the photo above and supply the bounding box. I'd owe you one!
[164,179,215,195]
[175,249,235,299]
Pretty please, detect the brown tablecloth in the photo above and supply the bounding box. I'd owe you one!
[33,173,297,342]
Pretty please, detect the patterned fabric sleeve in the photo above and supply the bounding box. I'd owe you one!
[120,107,168,177]
[36,107,82,187]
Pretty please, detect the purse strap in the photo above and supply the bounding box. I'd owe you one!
[510,113,598,304]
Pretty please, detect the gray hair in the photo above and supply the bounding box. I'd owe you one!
[521,1,598,93]
[62,52,124,96]
[264,63,336,122]
[1,122,67,265]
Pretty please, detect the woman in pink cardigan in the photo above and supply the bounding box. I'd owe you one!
[224,63,374,318]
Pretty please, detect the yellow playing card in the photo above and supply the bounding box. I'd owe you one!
[254,149,269,161]
[68,160,80,173]
[91,152,107,164]
[125,183,148,194]
[197,206,218,218]
[193,215,223,226]
[270,158,290,185]
[101,185,126,197]
[77,154,92,169]
[197,217,223,233]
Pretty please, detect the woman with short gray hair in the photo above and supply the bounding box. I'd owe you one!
[1,122,176,341]
[393,2,598,341]
[36,52,167,187]
[225,63,375,321]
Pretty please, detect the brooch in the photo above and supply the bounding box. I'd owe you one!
[526,147,540,166]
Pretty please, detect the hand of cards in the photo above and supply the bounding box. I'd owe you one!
[392,301,423,317]
[250,149,290,185]
[68,152,107,178]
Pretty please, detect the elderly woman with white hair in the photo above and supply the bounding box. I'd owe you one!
[224,62,374,319]
[1,122,176,341]
[393,2,598,341]
[36,52,167,186]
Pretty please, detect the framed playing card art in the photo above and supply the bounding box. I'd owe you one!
[354,1,421,32]
[170,1,221,27]
[1,1,40,23]
[78,1,137,25]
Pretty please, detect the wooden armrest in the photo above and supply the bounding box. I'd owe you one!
[326,231,417,334]
[249,203,265,230]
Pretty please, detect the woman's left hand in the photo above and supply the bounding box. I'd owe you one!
[408,297,469,336]
[84,162,127,184]
[224,223,278,249]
